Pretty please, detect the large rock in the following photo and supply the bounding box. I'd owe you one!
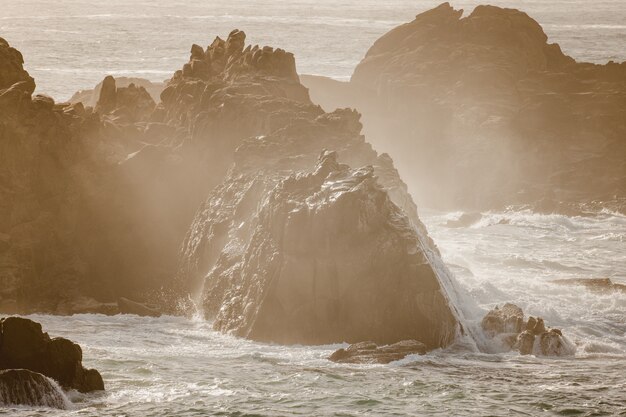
[0,369,69,409]
[176,104,460,347]
[303,3,626,213]
[0,317,104,392]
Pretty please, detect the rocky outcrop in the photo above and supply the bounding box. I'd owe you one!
[117,297,161,317]
[329,340,426,364]
[70,76,164,108]
[480,304,574,356]
[0,369,70,409]
[176,110,459,347]
[0,317,104,392]
[94,76,156,123]
[303,3,626,213]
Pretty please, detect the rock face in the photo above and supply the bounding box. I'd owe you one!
[0,369,70,409]
[329,340,427,364]
[480,304,574,356]
[178,150,457,346]
[0,317,104,392]
[303,3,626,213]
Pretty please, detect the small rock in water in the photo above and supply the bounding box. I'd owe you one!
[445,212,482,228]
[481,304,573,356]
[329,340,427,364]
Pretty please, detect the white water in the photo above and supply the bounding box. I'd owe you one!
[0,209,623,416]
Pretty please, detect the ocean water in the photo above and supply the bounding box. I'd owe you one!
[1,0,625,100]
[1,1,625,416]
[2,210,625,416]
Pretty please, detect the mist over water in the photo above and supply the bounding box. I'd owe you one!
[1,1,625,415]
[1,0,626,99]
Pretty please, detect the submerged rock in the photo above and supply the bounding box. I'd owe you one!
[0,317,104,392]
[0,369,69,409]
[329,340,427,364]
[551,278,626,294]
[481,304,574,356]
[117,297,161,317]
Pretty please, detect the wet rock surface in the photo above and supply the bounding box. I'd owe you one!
[481,304,574,356]
[329,340,427,364]
[303,3,626,213]
[0,317,104,392]
[0,369,69,409]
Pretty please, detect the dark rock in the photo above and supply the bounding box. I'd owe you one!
[329,340,427,364]
[0,369,69,409]
[0,317,104,392]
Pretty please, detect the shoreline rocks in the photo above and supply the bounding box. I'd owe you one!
[0,317,104,393]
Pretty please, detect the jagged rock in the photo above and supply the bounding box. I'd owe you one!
[0,37,35,93]
[329,340,427,364]
[481,303,524,336]
[0,369,69,409]
[94,76,156,123]
[70,76,164,108]
[0,317,104,392]
[481,304,573,356]
[303,3,626,212]
[177,145,458,347]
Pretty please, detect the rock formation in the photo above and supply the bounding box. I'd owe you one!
[329,340,426,364]
[70,76,164,108]
[1,31,460,349]
[0,317,104,392]
[0,369,70,409]
[302,3,626,213]
[480,304,574,356]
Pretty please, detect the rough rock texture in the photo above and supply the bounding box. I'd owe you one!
[176,118,459,346]
[302,3,626,213]
[0,317,104,392]
[329,340,427,364]
[480,304,574,356]
[0,369,69,409]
